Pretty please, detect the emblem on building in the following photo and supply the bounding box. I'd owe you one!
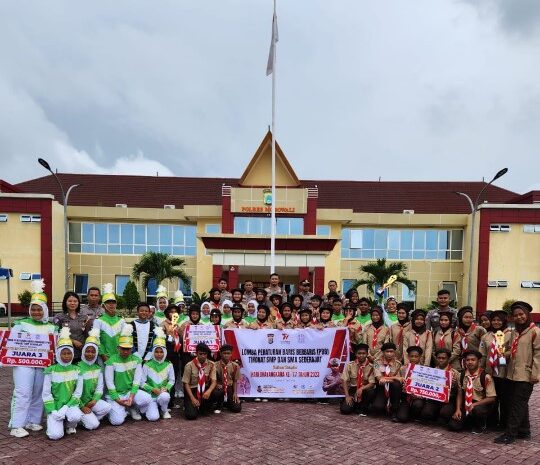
[263,188,272,205]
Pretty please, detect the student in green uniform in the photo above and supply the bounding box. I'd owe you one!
[92,283,125,364]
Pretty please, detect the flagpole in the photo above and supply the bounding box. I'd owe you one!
[270,0,277,274]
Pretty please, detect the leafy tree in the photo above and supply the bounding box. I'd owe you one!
[350,258,415,299]
[18,290,32,308]
[190,292,208,306]
[123,281,140,315]
[502,299,517,314]
[132,252,191,294]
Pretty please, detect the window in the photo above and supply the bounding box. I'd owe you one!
[74,274,89,296]
[31,215,41,223]
[402,281,417,303]
[341,228,464,261]
[146,278,158,297]
[31,273,41,280]
[316,225,331,237]
[441,281,457,302]
[205,224,221,234]
[523,225,540,233]
[20,215,31,223]
[19,272,32,281]
[179,278,192,296]
[233,217,304,236]
[115,275,130,295]
[342,279,356,294]
[0,214,8,222]
[68,222,197,256]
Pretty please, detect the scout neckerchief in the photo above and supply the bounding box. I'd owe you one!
[232,320,243,328]
[355,359,369,400]
[404,363,415,404]
[257,319,268,328]
[459,323,477,351]
[193,358,207,400]
[382,362,392,411]
[511,323,535,358]
[221,360,229,402]
[438,328,451,349]
[488,334,499,375]
[464,369,481,415]
[396,322,407,347]
[372,326,382,349]
[173,326,181,352]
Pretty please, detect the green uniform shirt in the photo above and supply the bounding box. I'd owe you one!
[94,313,124,358]
[43,364,81,414]
[104,353,142,400]
[356,314,372,325]
[142,359,174,397]
[77,361,104,405]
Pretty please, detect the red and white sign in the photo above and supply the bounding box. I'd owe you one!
[183,325,221,353]
[405,365,451,402]
[0,330,55,368]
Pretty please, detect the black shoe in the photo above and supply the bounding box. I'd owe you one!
[494,434,515,444]
[390,414,399,423]
[517,432,531,440]
[472,426,487,435]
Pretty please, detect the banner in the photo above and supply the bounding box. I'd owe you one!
[404,365,451,402]
[223,328,349,398]
[183,325,221,353]
[0,330,55,368]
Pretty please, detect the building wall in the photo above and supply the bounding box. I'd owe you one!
[486,225,540,311]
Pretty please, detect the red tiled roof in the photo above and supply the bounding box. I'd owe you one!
[14,174,517,214]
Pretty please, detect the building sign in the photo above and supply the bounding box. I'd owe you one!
[240,206,296,213]
[231,187,307,214]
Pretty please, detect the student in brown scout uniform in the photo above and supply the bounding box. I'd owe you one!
[433,310,461,367]
[340,306,363,352]
[309,295,323,321]
[248,305,274,329]
[230,288,246,311]
[362,307,390,363]
[316,305,336,329]
[340,344,376,416]
[275,302,296,329]
[396,346,425,423]
[268,293,283,323]
[419,348,460,425]
[214,345,241,414]
[455,306,486,369]
[297,308,316,329]
[403,310,433,366]
[372,342,402,422]
[495,301,540,444]
[224,304,249,329]
[182,343,217,420]
[389,304,411,362]
[479,310,510,430]
[448,350,496,434]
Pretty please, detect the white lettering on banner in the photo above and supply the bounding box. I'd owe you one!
[405,365,451,402]
[183,325,222,353]
[0,331,54,368]
[224,328,349,398]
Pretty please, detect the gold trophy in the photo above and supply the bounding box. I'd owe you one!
[376,275,398,298]
[495,330,506,366]
[171,313,179,327]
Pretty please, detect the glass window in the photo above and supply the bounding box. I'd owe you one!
[205,224,221,234]
[289,218,304,235]
[95,244,107,254]
[276,218,288,235]
[134,245,146,255]
[438,230,449,250]
[134,225,145,244]
[441,281,457,302]
[341,228,351,246]
[350,230,362,249]
[234,217,248,234]
[260,218,271,235]
[426,230,438,251]
[342,279,356,294]
[74,274,88,295]
[400,250,413,260]
[316,225,331,236]
[160,225,172,246]
[413,230,425,250]
[363,229,374,249]
[179,278,191,296]
[69,243,81,253]
[400,230,413,250]
[69,223,81,244]
[146,278,158,297]
[120,244,133,254]
[388,230,400,250]
[147,225,159,245]
[108,244,121,254]
[115,275,130,295]
[374,229,387,249]
[82,223,94,243]
[82,243,94,253]
[108,224,120,244]
[185,226,196,246]
[402,281,416,302]
[121,224,133,245]
[451,230,463,251]
[95,224,107,244]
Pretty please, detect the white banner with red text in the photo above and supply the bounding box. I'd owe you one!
[0,330,55,368]
[183,324,222,353]
[223,328,349,398]
[404,365,451,402]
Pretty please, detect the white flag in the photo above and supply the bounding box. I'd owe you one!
[266,12,278,76]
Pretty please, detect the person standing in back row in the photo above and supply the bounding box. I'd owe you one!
[426,289,457,332]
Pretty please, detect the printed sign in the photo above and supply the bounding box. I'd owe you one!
[0,330,55,368]
[404,365,451,402]
[224,328,349,398]
[183,325,221,353]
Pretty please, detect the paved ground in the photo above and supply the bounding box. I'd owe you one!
[1,370,539,465]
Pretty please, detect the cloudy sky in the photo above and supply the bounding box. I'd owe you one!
[1,1,539,193]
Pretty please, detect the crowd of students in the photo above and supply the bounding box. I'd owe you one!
[7,276,540,446]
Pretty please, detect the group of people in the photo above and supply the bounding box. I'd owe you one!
[7,276,539,446]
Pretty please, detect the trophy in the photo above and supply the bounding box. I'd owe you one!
[171,313,179,327]
[495,330,506,366]
[376,275,397,297]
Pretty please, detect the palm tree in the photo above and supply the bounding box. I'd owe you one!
[350,258,415,298]
[132,252,191,293]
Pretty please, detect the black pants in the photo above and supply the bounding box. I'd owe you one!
[340,386,376,415]
[420,398,455,425]
[214,386,242,413]
[447,402,493,431]
[396,395,425,423]
[487,376,509,429]
[505,380,533,437]
[371,381,402,415]
[184,388,219,420]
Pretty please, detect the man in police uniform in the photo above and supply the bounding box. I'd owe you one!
[298,280,314,310]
